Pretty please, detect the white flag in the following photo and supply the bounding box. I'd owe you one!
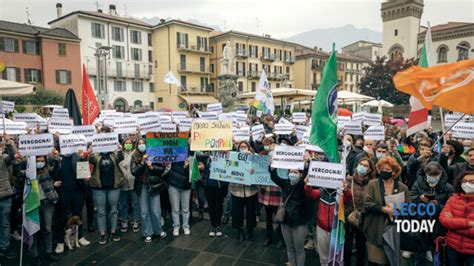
[164,71,181,86]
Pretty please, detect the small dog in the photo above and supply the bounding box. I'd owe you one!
[64,215,82,250]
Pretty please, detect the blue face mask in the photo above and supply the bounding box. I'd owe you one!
[138,144,146,153]
[289,173,300,185]
[426,175,441,187]
[376,152,386,159]
[356,165,368,176]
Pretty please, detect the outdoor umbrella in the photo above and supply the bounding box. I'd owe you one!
[390,119,405,125]
[383,224,401,266]
[63,88,82,126]
[338,108,352,117]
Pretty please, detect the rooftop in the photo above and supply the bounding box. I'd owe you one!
[153,19,214,31]
[341,40,383,49]
[419,21,474,34]
[0,20,79,40]
[48,10,151,27]
[210,30,300,47]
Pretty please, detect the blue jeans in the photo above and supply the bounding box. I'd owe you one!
[0,197,12,250]
[168,186,191,230]
[31,201,54,256]
[119,190,140,223]
[139,187,163,237]
[92,189,120,234]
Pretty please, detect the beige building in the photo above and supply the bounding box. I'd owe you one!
[209,31,299,97]
[341,40,383,61]
[152,20,216,110]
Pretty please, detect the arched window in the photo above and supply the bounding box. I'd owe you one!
[134,100,142,109]
[457,42,470,61]
[114,98,127,112]
[437,46,448,63]
[388,44,404,62]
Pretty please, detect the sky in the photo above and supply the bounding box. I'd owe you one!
[0,0,472,38]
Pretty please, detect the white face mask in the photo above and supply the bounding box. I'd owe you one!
[461,182,474,194]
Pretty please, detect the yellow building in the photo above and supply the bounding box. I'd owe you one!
[152,20,217,110]
[209,31,299,100]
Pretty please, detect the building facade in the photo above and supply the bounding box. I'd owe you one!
[209,31,298,96]
[152,20,214,110]
[0,20,81,99]
[49,4,155,111]
[341,40,383,61]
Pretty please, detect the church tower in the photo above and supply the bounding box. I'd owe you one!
[381,0,424,60]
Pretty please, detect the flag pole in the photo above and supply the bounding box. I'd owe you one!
[439,107,447,143]
[431,113,466,150]
[19,180,25,266]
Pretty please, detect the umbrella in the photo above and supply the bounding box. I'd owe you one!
[338,108,352,117]
[390,119,405,125]
[0,79,35,96]
[63,89,82,126]
[383,224,401,266]
[361,100,395,108]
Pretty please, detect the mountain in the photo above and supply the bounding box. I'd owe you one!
[284,24,382,51]
[138,16,221,31]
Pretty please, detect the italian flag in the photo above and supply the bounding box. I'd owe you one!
[406,23,433,136]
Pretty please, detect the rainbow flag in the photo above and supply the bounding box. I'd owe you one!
[22,156,40,249]
[328,192,345,266]
[251,70,274,116]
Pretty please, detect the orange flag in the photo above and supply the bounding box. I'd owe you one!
[393,59,474,114]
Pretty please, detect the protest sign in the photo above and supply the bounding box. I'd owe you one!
[145,112,160,119]
[52,108,69,119]
[92,133,119,153]
[451,122,474,139]
[344,121,363,135]
[364,125,385,141]
[101,111,123,119]
[48,119,73,134]
[59,134,87,155]
[191,120,233,151]
[251,124,265,142]
[18,133,54,156]
[198,111,218,120]
[248,154,277,186]
[295,125,309,140]
[274,123,295,135]
[292,112,306,123]
[177,118,192,132]
[145,132,188,163]
[279,117,292,124]
[161,123,177,133]
[271,145,305,169]
[302,133,324,152]
[444,114,465,128]
[0,101,14,113]
[363,113,382,126]
[209,151,252,185]
[233,126,250,142]
[159,115,172,124]
[171,111,188,120]
[13,113,38,128]
[307,161,345,189]
[0,122,27,135]
[139,117,161,135]
[352,112,365,122]
[72,125,96,142]
[113,117,138,134]
[131,113,148,120]
[76,161,91,179]
[207,103,223,114]
[233,112,247,126]
[337,116,351,128]
[219,113,233,121]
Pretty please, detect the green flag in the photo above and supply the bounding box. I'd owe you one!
[189,156,200,184]
[310,43,339,163]
[419,22,434,68]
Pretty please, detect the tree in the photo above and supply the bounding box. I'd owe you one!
[359,56,416,105]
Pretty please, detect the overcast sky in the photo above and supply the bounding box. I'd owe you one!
[0,0,472,38]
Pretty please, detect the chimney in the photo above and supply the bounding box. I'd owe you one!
[159,19,165,24]
[314,46,318,51]
[109,4,116,15]
[98,9,103,13]
[56,3,62,18]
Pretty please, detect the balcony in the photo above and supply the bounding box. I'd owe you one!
[85,62,152,80]
[284,56,296,64]
[236,70,245,77]
[235,49,248,58]
[311,83,320,90]
[268,73,289,80]
[179,85,214,95]
[260,54,275,62]
[311,63,323,70]
[247,70,260,79]
[177,64,212,74]
[177,42,211,54]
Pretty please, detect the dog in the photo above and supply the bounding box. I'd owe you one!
[64,215,82,250]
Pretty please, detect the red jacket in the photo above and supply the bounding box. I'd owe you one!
[439,193,474,255]
[305,185,352,231]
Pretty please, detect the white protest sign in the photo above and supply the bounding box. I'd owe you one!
[233,113,248,126]
[251,124,265,142]
[92,133,119,153]
[0,101,15,113]
[0,122,27,135]
[139,117,161,135]
[131,113,148,120]
[279,117,292,124]
[307,161,345,189]
[161,123,177,133]
[364,125,385,141]
[101,111,123,119]
[177,118,192,132]
[72,125,96,142]
[172,111,188,120]
[295,125,309,140]
[145,112,160,119]
[52,108,69,119]
[113,117,138,134]
[198,111,218,121]
[76,161,91,179]
[445,114,465,128]
[274,123,295,135]
[48,119,73,134]
[59,134,87,155]
[13,113,38,128]
[363,113,382,126]
[271,145,305,170]
[337,116,351,128]
[302,132,324,152]
[452,122,474,139]
[344,121,363,136]
[207,103,223,114]
[219,113,233,121]
[292,112,306,123]
[352,112,365,122]
[18,133,54,156]
[234,126,250,142]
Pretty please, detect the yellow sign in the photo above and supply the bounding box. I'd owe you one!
[190,120,233,151]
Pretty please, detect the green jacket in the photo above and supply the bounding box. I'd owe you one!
[88,151,125,189]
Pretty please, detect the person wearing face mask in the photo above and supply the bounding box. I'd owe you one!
[118,137,140,233]
[406,143,438,189]
[441,140,467,167]
[230,141,258,241]
[461,139,472,160]
[352,139,376,172]
[409,162,453,265]
[344,158,375,266]
[270,166,307,266]
[439,171,474,266]
[346,137,364,176]
[440,146,474,184]
[362,157,410,266]
[13,155,60,264]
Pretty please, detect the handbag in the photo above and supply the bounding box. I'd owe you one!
[275,186,296,224]
[347,178,362,228]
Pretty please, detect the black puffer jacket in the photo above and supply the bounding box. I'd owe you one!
[270,168,306,227]
[132,159,165,196]
[166,161,191,190]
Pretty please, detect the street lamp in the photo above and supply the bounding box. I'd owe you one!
[89,46,112,110]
